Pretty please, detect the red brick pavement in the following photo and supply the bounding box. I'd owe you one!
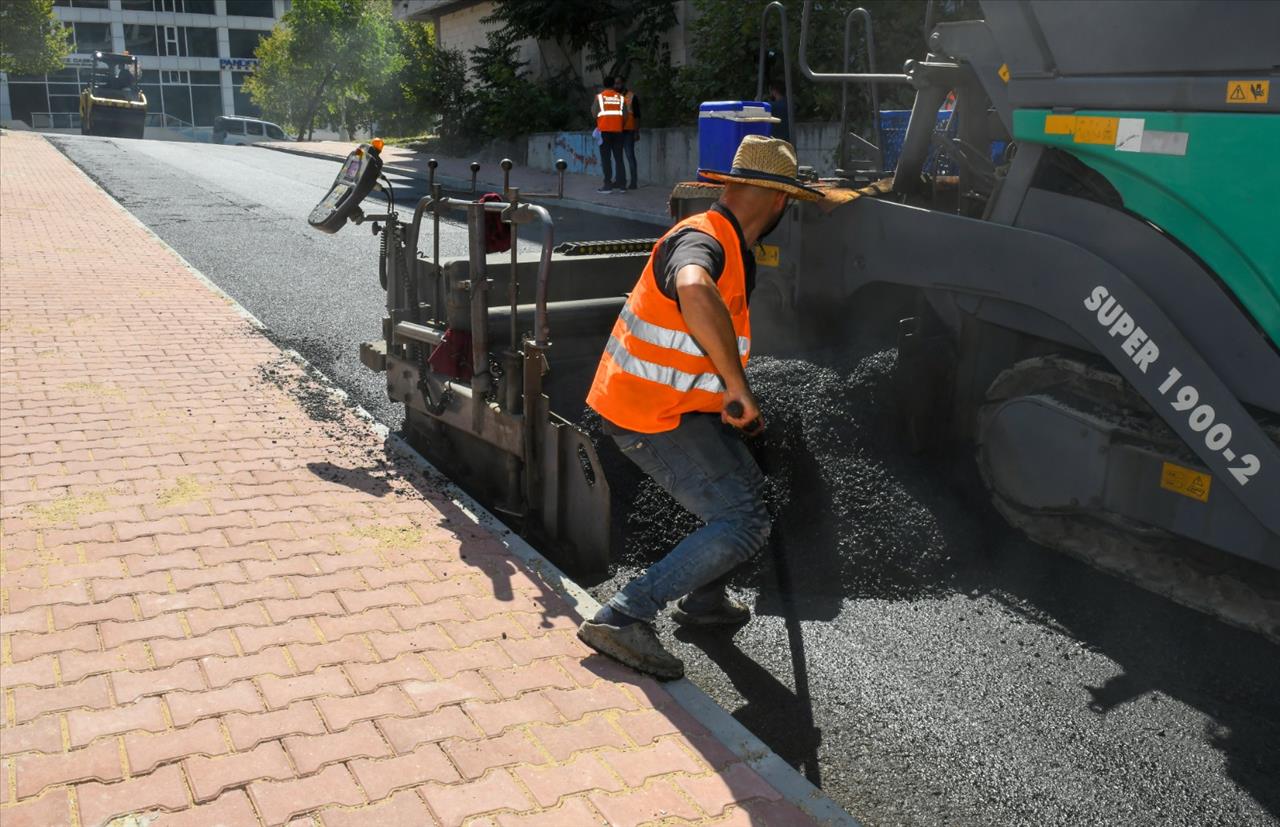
[0,131,814,826]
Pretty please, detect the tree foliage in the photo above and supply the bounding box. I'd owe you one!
[487,0,677,83]
[0,0,72,76]
[244,0,401,140]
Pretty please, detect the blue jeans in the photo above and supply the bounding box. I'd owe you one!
[608,413,770,622]
[622,130,639,188]
[600,131,625,188]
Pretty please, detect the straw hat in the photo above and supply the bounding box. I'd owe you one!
[698,135,822,201]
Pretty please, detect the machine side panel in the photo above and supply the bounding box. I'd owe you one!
[1023,0,1280,75]
[1015,188,1280,413]
[830,197,1280,537]
[1013,109,1280,346]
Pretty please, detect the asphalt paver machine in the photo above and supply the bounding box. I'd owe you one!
[79,51,146,139]
[313,0,1280,634]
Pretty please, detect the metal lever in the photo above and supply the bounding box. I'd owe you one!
[839,7,883,171]
[427,158,437,190]
[519,159,568,199]
[755,2,795,140]
[470,161,481,194]
[799,0,911,84]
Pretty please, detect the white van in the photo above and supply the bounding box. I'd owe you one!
[213,116,289,145]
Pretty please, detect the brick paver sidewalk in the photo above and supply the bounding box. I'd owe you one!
[0,131,812,826]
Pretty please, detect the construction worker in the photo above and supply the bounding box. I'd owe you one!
[620,77,640,189]
[592,79,627,194]
[579,136,821,679]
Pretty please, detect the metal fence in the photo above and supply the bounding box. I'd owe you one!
[29,112,81,130]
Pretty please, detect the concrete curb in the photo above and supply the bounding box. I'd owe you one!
[49,134,859,827]
[256,142,672,228]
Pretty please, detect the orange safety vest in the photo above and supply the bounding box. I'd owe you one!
[622,91,637,131]
[596,88,625,132]
[587,209,751,433]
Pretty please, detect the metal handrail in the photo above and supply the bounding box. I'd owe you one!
[409,194,556,347]
[29,112,81,129]
[839,7,882,170]
[799,0,911,84]
[755,2,795,138]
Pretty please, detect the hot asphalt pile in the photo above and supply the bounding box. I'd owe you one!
[583,344,993,606]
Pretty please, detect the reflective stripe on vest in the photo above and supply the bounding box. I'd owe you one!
[597,91,624,132]
[604,336,726,394]
[586,208,751,433]
[619,303,749,358]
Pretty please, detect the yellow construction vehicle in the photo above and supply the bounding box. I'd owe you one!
[80,52,146,139]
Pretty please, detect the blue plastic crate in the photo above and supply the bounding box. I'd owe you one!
[878,109,1006,174]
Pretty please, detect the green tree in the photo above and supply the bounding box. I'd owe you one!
[0,0,72,76]
[244,0,401,141]
[487,0,677,84]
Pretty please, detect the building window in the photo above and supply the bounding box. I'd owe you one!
[227,29,266,59]
[186,27,218,58]
[120,0,218,11]
[162,85,193,124]
[192,87,222,126]
[124,24,158,56]
[7,83,50,126]
[232,70,260,117]
[72,22,112,54]
[164,26,180,57]
[55,0,110,8]
[227,0,276,18]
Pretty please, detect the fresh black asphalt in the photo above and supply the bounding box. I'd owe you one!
[49,134,1280,827]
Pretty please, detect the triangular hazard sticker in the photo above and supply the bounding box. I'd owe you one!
[1229,84,1247,101]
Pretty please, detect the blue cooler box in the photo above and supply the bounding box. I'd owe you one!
[698,101,777,181]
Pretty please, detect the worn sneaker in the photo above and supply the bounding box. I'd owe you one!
[577,619,684,680]
[670,593,751,626]
[596,186,612,194]
[612,187,626,194]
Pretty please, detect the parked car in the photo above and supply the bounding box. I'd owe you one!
[213,116,289,145]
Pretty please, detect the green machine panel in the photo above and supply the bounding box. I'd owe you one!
[1013,108,1280,347]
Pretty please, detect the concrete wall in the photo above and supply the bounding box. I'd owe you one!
[526,122,843,186]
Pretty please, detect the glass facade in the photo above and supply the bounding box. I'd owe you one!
[3,1,286,131]
[227,29,266,59]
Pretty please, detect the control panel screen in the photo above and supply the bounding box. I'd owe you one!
[308,143,382,234]
[341,154,362,182]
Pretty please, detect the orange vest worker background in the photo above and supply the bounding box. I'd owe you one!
[593,80,628,193]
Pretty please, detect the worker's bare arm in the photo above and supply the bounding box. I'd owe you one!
[674,264,763,430]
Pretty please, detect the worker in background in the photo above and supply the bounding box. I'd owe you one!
[620,77,640,190]
[768,81,790,142]
[593,79,627,194]
[113,64,136,92]
[579,136,822,679]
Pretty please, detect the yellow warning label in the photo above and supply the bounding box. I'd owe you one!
[754,243,780,268]
[998,63,1010,84]
[1072,116,1119,145]
[1044,114,1075,135]
[1160,462,1211,503]
[1226,80,1270,104]
[1041,115,1119,145]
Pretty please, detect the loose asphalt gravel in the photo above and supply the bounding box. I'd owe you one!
[48,133,1280,827]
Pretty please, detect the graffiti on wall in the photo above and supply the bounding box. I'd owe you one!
[552,133,599,174]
